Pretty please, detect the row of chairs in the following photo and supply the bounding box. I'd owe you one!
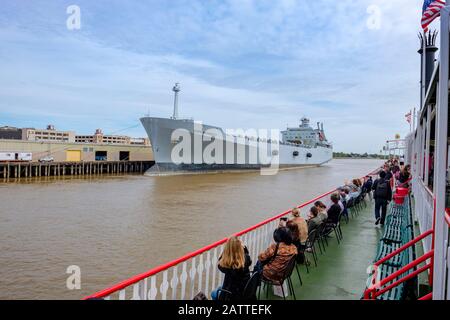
[364,197,415,300]
[258,191,369,300]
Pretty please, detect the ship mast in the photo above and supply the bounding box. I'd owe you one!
[172,83,181,119]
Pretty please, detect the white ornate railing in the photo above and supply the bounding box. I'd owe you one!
[411,177,435,253]
[85,169,380,300]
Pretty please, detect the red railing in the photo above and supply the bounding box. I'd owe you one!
[364,229,434,300]
[445,209,450,227]
[85,168,382,300]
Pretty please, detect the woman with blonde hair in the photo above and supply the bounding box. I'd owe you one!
[211,236,252,300]
[290,208,308,245]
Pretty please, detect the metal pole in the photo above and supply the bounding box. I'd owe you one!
[425,105,431,185]
[422,31,426,109]
[433,5,450,300]
[172,83,180,119]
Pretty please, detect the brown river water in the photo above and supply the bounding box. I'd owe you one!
[0,159,382,299]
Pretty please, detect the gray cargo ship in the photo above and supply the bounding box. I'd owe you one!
[141,84,333,174]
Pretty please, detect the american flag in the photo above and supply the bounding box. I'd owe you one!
[405,111,412,124]
[422,0,446,32]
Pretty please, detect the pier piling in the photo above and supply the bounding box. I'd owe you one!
[0,161,154,181]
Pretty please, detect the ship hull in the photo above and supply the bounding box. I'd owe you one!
[141,117,333,174]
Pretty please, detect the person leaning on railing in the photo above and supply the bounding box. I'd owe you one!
[255,227,297,283]
[211,236,252,300]
[397,165,411,188]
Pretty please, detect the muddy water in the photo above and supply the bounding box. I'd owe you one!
[0,158,382,299]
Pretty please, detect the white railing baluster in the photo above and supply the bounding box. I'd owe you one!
[180,262,188,300]
[118,289,126,300]
[143,278,148,300]
[197,254,204,293]
[160,270,169,300]
[211,248,218,293]
[170,266,179,300]
[132,283,141,300]
[189,257,197,299]
[204,251,211,297]
[148,276,157,300]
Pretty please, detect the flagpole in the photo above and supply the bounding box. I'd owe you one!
[422,30,426,109]
[410,109,412,132]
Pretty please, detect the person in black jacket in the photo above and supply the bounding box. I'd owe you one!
[211,236,252,300]
[326,193,342,225]
[362,176,373,200]
[372,170,392,226]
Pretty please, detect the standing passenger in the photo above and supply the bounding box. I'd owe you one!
[372,171,392,226]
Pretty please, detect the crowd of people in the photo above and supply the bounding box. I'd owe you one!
[207,157,413,301]
[210,179,371,301]
[371,157,411,225]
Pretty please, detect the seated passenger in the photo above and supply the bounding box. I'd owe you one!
[257,227,297,283]
[314,201,328,222]
[306,206,322,233]
[349,186,360,199]
[343,188,351,202]
[211,236,252,300]
[290,208,308,245]
[327,193,342,225]
[287,220,306,264]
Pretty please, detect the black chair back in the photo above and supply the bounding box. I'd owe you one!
[317,223,326,237]
[306,229,318,248]
[281,255,297,281]
[346,197,354,208]
[217,288,232,301]
[242,271,261,300]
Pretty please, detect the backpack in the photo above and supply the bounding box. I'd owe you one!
[375,179,389,199]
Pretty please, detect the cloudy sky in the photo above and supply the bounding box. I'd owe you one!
[0,0,433,153]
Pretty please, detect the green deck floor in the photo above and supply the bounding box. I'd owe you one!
[261,199,383,300]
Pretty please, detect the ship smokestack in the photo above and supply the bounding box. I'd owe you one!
[418,31,438,106]
[172,83,181,119]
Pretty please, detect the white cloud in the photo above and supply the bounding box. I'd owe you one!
[0,0,428,152]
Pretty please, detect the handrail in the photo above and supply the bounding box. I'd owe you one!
[396,177,412,189]
[374,263,431,298]
[374,229,433,267]
[418,178,434,199]
[418,292,433,300]
[365,250,434,299]
[85,168,382,300]
[445,208,450,227]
